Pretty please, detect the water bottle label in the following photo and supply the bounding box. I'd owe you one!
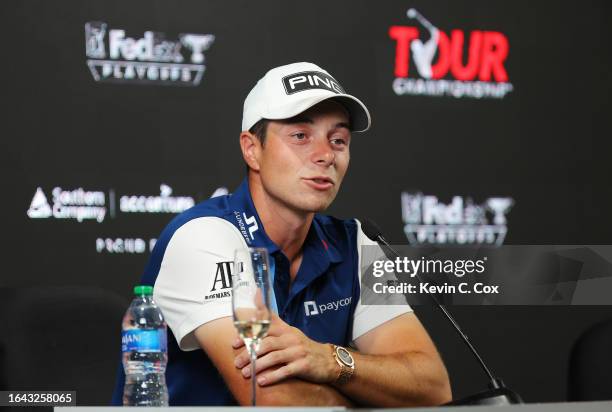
[122,329,167,352]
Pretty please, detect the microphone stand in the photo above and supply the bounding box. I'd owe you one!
[370,225,523,406]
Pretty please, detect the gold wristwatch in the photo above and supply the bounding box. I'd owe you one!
[331,344,355,384]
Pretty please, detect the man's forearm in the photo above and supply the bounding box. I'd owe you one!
[257,378,353,407]
[332,350,451,407]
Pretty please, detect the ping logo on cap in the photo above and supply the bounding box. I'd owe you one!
[282,71,345,95]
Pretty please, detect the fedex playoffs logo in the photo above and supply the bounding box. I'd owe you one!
[389,9,513,99]
[85,21,214,86]
[402,192,514,246]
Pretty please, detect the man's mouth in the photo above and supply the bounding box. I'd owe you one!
[303,176,335,190]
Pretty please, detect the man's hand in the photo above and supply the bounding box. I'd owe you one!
[194,317,353,406]
[234,311,452,406]
[233,313,338,386]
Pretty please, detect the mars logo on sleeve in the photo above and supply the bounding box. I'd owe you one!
[389,8,513,99]
[204,261,233,301]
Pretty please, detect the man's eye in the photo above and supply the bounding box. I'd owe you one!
[292,133,307,140]
[331,138,347,146]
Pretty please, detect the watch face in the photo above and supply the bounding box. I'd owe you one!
[337,347,354,366]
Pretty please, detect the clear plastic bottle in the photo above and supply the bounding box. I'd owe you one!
[122,285,169,406]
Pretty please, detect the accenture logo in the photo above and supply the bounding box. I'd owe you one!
[119,184,195,214]
[84,21,215,86]
[389,8,513,99]
[401,192,514,246]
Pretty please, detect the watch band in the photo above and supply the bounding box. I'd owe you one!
[331,344,355,384]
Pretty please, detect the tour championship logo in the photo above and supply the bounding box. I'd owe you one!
[401,192,514,246]
[84,21,215,86]
[389,9,513,99]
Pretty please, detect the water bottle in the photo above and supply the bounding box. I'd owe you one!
[122,285,169,406]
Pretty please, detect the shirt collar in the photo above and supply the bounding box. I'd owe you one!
[228,177,343,265]
[228,178,279,254]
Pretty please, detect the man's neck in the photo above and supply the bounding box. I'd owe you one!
[248,174,313,263]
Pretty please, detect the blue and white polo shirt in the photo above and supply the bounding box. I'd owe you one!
[112,178,411,405]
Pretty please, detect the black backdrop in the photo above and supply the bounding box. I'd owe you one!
[2,0,612,404]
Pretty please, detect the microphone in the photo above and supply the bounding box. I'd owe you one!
[359,217,523,406]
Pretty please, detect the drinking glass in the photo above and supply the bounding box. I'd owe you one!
[232,247,272,406]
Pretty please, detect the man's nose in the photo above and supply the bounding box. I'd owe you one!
[310,137,335,167]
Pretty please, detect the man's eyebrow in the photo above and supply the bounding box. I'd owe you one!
[279,115,313,125]
[335,122,351,130]
[278,117,351,130]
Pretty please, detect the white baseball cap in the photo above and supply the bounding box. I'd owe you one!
[242,62,371,132]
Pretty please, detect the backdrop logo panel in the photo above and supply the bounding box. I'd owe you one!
[84,21,215,86]
[389,9,513,99]
[401,192,514,246]
[27,186,107,223]
[119,184,195,215]
[93,185,228,255]
[27,184,228,226]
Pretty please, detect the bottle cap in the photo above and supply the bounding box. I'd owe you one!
[133,285,153,296]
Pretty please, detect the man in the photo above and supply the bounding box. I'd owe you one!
[112,62,451,406]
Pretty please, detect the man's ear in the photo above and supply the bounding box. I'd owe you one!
[239,132,261,172]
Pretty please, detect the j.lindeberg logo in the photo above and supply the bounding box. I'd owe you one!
[84,21,215,86]
[304,297,352,316]
[234,212,259,243]
[282,71,345,95]
[244,214,259,240]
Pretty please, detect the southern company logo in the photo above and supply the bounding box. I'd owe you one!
[27,184,228,224]
[401,193,514,246]
[389,9,513,99]
[26,184,228,255]
[84,21,215,86]
[27,187,106,223]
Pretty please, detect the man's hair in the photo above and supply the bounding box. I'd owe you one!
[245,119,269,174]
[249,119,269,145]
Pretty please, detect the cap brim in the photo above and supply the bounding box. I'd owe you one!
[262,93,371,133]
[329,94,371,132]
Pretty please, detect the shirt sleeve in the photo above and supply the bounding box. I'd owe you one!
[351,219,413,341]
[153,216,248,351]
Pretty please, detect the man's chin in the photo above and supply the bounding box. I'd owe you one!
[302,198,335,213]
[286,196,333,214]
